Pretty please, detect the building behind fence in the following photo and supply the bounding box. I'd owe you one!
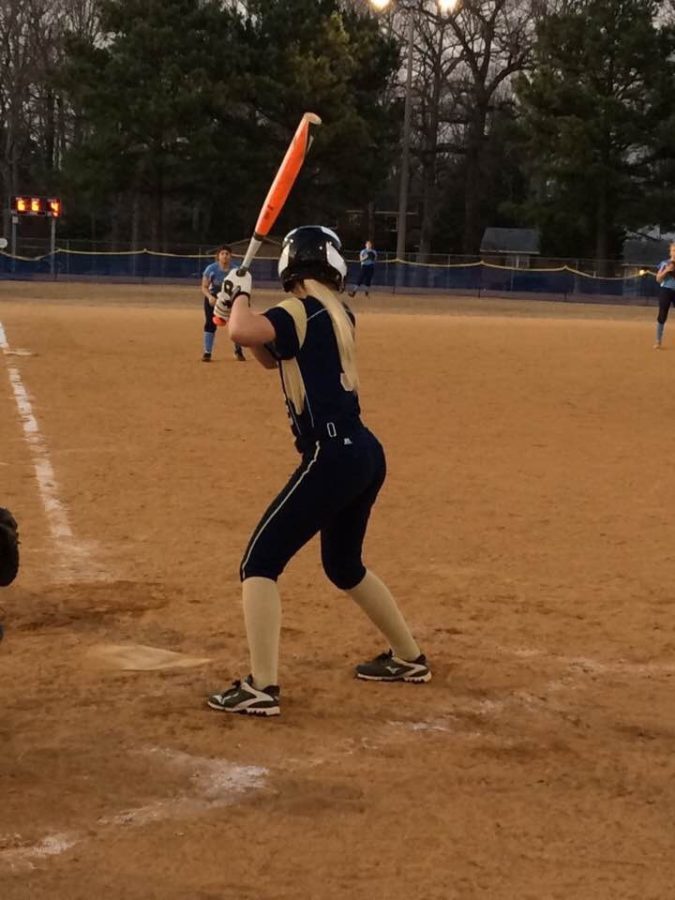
[0,236,662,303]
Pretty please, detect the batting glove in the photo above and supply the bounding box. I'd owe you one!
[213,292,233,322]
[214,268,252,321]
[224,268,252,301]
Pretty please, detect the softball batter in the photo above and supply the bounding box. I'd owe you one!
[654,242,675,349]
[207,226,430,716]
[201,246,245,362]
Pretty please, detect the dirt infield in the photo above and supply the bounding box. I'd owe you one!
[1,282,674,899]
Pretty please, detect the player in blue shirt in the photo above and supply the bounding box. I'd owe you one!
[206,226,429,717]
[348,240,377,298]
[654,242,675,349]
[201,246,245,362]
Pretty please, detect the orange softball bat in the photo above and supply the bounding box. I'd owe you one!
[213,112,322,328]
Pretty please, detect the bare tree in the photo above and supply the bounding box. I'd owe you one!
[0,0,100,238]
[445,0,541,253]
[414,7,464,256]
[376,0,547,255]
[0,0,34,237]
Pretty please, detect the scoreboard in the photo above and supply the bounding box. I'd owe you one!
[11,196,62,217]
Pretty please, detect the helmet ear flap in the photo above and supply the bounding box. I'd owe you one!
[278,244,290,287]
[326,242,347,291]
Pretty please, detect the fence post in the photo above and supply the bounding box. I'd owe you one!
[11,215,17,273]
[50,216,56,280]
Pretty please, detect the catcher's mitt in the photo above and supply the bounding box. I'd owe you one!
[0,507,19,587]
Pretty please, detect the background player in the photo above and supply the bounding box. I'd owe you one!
[348,239,377,298]
[206,226,429,717]
[654,242,675,349]
[201,246,245,362]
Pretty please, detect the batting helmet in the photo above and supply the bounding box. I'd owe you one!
[278,226,347,292]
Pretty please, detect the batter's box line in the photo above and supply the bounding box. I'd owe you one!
[382,675,580,741]
[493,643,675,678]
[0,748,269,872]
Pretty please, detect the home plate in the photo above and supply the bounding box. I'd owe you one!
[88,643,211,671]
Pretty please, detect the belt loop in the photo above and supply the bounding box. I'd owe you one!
[326,421,337,438]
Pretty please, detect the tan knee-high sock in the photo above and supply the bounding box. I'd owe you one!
[347,570,421,660]
[242,577,281,689]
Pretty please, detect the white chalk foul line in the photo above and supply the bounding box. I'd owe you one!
[0,749,269,871]
[0,321,102,577]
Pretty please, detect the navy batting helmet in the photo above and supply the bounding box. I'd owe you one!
[278,226,347,292]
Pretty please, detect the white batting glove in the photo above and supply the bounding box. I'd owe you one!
[213,292,232,322]
[225,268,252,300]
[214,268,252,322]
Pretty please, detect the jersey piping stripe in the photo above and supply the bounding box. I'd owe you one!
[306,307,328,322]
[240,441,321,575]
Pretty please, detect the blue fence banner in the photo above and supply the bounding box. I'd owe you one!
[0,249,659,301]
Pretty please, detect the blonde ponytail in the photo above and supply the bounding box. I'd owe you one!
[303,279,359,394]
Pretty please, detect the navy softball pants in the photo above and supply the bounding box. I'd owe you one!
[240,425,386,590]
[204,296,217,333]
[657,287,675,324]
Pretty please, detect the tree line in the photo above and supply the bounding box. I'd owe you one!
[1,0,674,262]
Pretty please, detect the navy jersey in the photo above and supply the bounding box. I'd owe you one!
[263,296,361,450]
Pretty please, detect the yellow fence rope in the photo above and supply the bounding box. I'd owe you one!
[0,249,658,281]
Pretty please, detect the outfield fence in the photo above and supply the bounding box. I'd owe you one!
[0,245,660,303]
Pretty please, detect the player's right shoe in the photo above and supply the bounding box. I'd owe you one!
[355,649,431,683]
[653,341,662,350]
[202,351,212,362]
[207,675,280,716]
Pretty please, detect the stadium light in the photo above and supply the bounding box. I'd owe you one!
[370,0,461,260]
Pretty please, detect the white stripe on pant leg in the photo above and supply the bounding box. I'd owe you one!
[241,442,321,574]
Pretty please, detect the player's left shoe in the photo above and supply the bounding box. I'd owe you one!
[355,649,431,683]
[207,675,280,716]
[234,346,246,361]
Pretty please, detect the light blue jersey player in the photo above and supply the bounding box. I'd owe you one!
[200,246,245,362]
[654,242,675,349]
[348,240,377,298]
